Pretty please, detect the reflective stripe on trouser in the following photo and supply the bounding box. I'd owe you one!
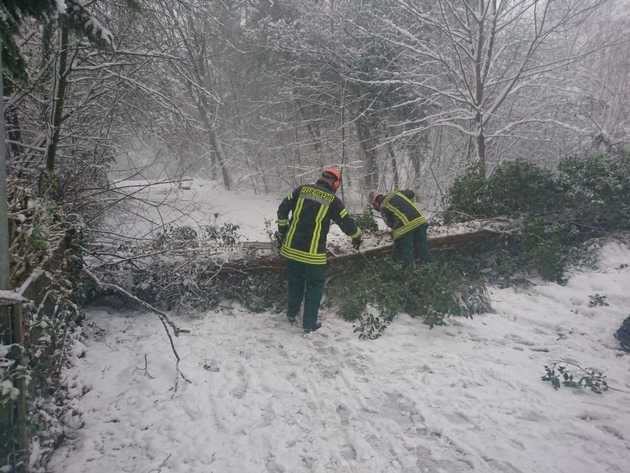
[394,223,433,268]
[286,259,326,329]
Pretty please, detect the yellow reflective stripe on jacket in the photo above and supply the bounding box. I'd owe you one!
[285,197,304,247]
[277,218,288,226]
[392,216,427,239]
[340,208,348,218]
[384,202,410,226]
[381,191,396,208]
[280,245,327,264]
[310,204,329,253]
[397,192,415,207]
[350,228,361,239]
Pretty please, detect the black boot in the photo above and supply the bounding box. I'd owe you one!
[303,322,321,333]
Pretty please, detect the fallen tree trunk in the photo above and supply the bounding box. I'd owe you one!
[85,218,522,315]
[225,218,521,272]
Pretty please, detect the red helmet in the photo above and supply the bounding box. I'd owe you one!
[322,167,341,192]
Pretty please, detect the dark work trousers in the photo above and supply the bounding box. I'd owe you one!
[394,223,433,268]
[286,259,326,330]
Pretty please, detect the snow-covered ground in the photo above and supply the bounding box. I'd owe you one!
[48,183,630,473]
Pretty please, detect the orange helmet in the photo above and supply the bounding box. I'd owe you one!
[369,191,383,210]
[322,167,341,192]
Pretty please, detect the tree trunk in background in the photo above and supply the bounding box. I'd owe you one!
[44,24,69,175]
[476,120,487,179]
[209,125,232,191]
[384,123,399,189]
[355,117,378,189]
[0,36,11,290]
[194,89,231,189]
[409,134,428,184]
[340,82,347,203]
[305,122,322,153]
[3,78,22,159]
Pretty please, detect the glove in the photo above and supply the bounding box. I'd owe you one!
[274,231,285,249]
[352,234,362,250]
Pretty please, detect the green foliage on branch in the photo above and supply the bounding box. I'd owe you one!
[353,207,382,235]
[542,362,609,394]
[558,153,630,231]
[328,256,491,339]
[445,154,630,226]
[588,294,609,307]
[444,159,564,222]
[443,163,492,220]
[443,153,630,284]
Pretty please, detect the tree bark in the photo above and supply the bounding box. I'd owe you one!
[355,117,379,189]
[223,220,521,274]
[44,24,69,174]
[384,123,400,189]
[3,78,23,159]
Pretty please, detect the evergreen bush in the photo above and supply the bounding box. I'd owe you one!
[444,159,564,222]
[443,153,630,284]
[558,154,630,231]
[443,164,492,222]
[487,159,562,215]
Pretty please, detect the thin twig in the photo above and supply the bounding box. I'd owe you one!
[84,268,191,389]
[133,354,155,379]
[148,454,172,473]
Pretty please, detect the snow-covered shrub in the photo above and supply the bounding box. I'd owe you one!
[443,159,563,222]
[442,163,492,222]
[97,221,285,316]
[153,225,200,250]
[8,180,64,287]
[3,180,86,472]
[442,154,630,284]
[126,255,286,316]
[487,159,562,215]
[558,153,630,231]
[22,240,85,472]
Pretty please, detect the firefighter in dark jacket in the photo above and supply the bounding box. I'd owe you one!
[370,189,433,268]
[277,168,362,332]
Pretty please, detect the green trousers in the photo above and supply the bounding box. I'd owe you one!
[286,259,326,330]
[394,223,433,268]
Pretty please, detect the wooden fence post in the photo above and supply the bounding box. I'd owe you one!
[1,299,29,472]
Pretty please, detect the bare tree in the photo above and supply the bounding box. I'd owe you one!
[373,0,612,177]
[142,0,246,190]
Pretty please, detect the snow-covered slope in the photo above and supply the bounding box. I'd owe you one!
[48,238,630,473]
